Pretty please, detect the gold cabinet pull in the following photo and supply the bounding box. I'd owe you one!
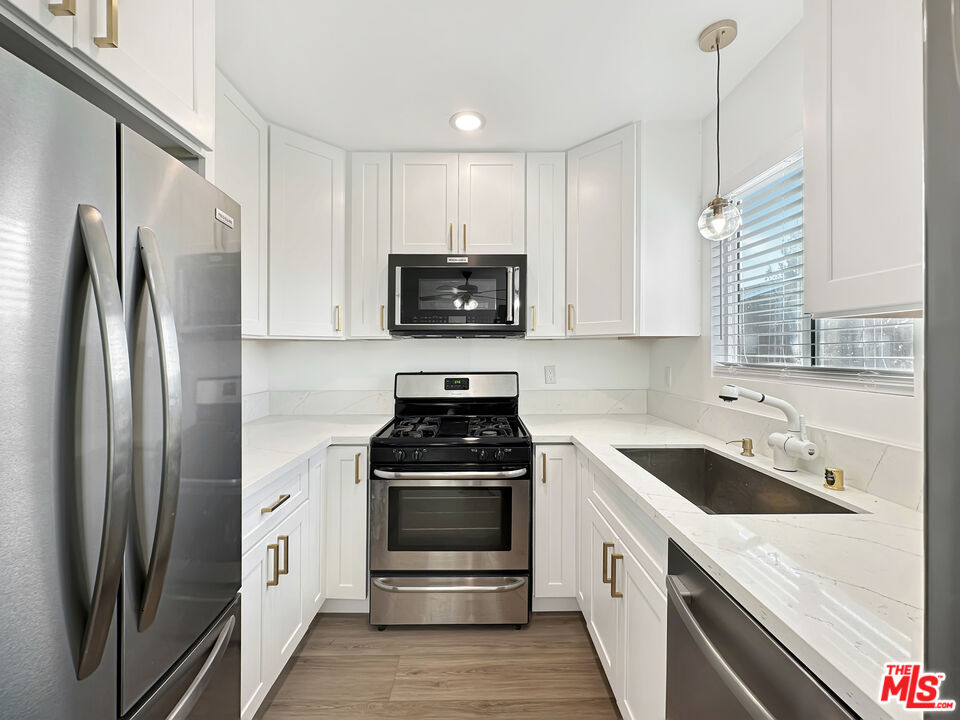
[602,541,614,583]
[278,535,289,576]
[380,304,385,331]
[567,304,575,331]
[462,223,467,251]
[541,452,547,484]
[531,305,537,331]
[94,0,119,47]
[354,452,362,484]
[260,493,291,514]
[335,304,342,332]
[449,223,453,252]
[610,553,623,598]
[48,0,76,16]
[266,543,280,587]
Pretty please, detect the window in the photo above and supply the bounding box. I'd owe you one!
[711,151,914,392]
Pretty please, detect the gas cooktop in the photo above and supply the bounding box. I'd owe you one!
[380,415,524,440]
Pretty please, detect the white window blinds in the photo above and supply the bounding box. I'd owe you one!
[711,151,914,392]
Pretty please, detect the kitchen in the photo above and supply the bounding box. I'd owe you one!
[0,1,949,719]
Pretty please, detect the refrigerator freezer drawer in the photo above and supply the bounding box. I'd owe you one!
[126,595,240,720]
[370,575,529,626]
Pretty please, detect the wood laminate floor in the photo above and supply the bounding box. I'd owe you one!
[257,613,621,719]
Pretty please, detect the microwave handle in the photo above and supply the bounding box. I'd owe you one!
[509,266,520,324]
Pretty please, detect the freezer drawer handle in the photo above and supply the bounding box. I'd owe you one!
[373,577,526,594]
[373,468,527,480]
[76,205,134,680]
[666,575,776,720]
[137,226,184,632]
[165,614,236,720]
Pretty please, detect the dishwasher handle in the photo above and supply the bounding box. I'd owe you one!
[666,575,777,720]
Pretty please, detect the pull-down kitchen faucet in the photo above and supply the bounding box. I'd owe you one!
[718,384,819,471]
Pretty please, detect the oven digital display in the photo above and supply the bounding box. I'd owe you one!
[444,377,470,390]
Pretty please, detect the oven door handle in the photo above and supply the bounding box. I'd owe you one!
[373,577,526,594]
[372,468,527,480]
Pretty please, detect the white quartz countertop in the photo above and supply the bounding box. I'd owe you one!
[242,412,922,720]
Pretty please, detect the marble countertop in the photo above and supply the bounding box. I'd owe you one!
[242,412,922,720]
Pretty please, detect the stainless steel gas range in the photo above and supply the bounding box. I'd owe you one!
[368,372,532,628]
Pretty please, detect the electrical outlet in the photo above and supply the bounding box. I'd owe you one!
[665,366,673,389]
[544,365,557,385]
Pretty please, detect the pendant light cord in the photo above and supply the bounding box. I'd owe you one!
[716,39,721,198]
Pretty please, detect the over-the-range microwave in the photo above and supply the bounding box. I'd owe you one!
[388,254,526,337]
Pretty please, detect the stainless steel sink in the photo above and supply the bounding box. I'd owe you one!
[616,448,855,515]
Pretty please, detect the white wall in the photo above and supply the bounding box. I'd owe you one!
[648,24,923,449]
[249,337,651,392]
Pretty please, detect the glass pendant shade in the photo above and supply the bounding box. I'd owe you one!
[698,196,742,242]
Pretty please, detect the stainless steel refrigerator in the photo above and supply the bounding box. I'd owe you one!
[0,43,241,720]
[924,0,960,708]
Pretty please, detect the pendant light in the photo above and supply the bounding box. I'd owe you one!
[698,20,741,242]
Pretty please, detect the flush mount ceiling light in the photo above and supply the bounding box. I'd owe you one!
[450,111,485,132]
[697,19,742,243]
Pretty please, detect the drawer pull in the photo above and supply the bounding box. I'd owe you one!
[602,541,614,583]
[355,452,362,484]
[610,553,623,598]
[48,0,76,16]
[266,544,279,587]
[278,535,289,576]
[94,0,119,48]
[260,493,291,515]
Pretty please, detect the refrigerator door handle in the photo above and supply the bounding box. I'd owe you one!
[76,204,134,680]
[136,226,183,632]
[165,614,236,720]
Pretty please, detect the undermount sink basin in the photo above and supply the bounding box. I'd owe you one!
[616,448,855,515]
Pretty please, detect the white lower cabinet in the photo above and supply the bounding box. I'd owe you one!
[323,446,369,600]
[577,453,667,720]
[305,451,326,615]
[533,444,577,598]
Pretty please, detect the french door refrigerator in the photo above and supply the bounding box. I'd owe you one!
[0,43,241,720]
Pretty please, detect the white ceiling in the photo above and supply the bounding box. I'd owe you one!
[216,0,801,151]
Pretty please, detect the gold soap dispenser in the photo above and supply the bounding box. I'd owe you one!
[824,467,845,491]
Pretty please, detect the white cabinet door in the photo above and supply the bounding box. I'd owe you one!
[533,445,577,598]
[73,0,214,149]
[268,126,346,338]
[567,125,638,336]
[349,152,391,338]
[262,502,308,685]
[525,153,566,338]
[305,451,326,617]
[324,446,368,600]
[617,546,667,720]
[392,153,459,253]
[803,0,924,317]
[575,452,592,612]
[240,534,267,720]
[586,499,620,678]
[1,0,75,45]
[458,153,525,254]
[215,71,269,337]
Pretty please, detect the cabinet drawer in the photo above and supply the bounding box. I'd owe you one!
[592,465,668,585]
[243,461,308,554]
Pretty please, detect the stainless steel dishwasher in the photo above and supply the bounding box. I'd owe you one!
[666,541,859,719]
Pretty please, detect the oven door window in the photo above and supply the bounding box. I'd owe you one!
[398,266,511,326]
[387,486,512,552]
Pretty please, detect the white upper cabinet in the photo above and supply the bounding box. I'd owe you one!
[567,122,700,337]
[74,0,215,149]
[392,152,525,254]
[392,153,459,253]
[215,71,269,337]
[803,0,924,317]
[349,152,391,338]
[458,153,525,254]
[525,153,566,338]
[268,126,346,338]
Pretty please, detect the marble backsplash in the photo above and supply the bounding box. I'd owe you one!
[646,390,923,511]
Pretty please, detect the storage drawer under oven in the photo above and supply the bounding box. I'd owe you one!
[369,471,531,573]
[370,575,529,626]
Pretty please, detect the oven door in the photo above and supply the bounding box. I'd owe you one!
[369,470,530,572]
[388,254,525,335]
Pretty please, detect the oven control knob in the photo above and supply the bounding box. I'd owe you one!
[493,448,505,462]
[412,448,424,461]
[479,448,490,462]
[393,449,406,462]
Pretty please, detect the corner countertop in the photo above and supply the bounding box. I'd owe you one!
[242,413,922,720]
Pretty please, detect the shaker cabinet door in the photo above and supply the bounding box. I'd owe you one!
[392,153,459,254]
